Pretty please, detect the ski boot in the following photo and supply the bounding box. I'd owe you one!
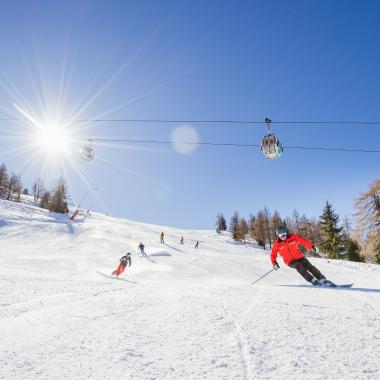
[318,278,336,287]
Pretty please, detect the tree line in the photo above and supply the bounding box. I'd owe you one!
[0,162,69,214]
[216,178,380,264]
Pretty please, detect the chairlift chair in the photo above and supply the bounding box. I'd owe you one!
[80,140,95,161]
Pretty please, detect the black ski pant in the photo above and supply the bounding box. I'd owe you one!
[288,257,325,283]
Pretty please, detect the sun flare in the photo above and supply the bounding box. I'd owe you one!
[36,125,69,153]
[35,125,70,153]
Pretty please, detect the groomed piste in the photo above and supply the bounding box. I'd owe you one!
[1,199,379,379]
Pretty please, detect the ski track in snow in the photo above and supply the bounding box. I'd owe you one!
[0,198,380,379]
[219,300,255,380]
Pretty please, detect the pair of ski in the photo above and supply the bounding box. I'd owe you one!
[250,268,353,288]
[313,281,354,288]
[314,279,353,288]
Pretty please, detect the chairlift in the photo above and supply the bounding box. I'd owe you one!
[80,140,95,161]
[261,118,283,159]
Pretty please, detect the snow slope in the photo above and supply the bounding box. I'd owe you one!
[0,199,379,380]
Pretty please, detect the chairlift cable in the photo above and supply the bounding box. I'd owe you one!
[87,138,380,153]
[2,117,380,126]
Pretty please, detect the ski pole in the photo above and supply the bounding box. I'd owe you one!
[251,268,276,285]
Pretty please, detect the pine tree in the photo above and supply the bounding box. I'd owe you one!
[248,214,255,239]
[319,201,344,259]
[220,214,227,232]
[342,216,352,238]
[252,210,266,248]
[292,209,301,234]
[239,218,249,243]
[229,211,240,241]
[297,214,308,237]
[263,206,272,249]
[0,163,8,198]
[283,216,293,232]
[216,213,227,233]
[6,173,20,201]
[216,214,221,233]
[270,210,282,241]
[342,233,364,262]
[32,178,44,202]
[40,191,50,209]
[15,175,22,202]
[49,178,69,214]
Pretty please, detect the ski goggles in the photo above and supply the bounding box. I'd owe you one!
[278,233,287,238]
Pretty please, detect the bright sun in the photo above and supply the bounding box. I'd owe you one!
[35,125,70,154]
[12,103,72,156]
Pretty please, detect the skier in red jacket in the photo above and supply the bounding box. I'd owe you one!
[271,226,328,285]
[112,253,132,276]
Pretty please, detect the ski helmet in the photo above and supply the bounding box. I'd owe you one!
[126,252,131,256]
[276,226,288,236]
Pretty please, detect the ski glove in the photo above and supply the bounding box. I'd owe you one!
[273,261,280,270]
[311,246,317,254]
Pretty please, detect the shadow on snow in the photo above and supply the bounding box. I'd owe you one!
[164,243,187,254]
[276,284,380,294]
[149,252,172,257]
[96,271,138,283]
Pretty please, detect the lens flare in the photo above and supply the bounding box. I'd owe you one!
[171,125,199,155]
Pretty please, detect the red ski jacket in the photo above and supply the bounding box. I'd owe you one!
[271,234,314,265]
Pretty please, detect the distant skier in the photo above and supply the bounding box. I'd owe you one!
[112,253,132,276]
[271,226,330,286]
[194,240,199,249]
[180,236,184,245]
[160,232,165,244]
[138,242,146,256]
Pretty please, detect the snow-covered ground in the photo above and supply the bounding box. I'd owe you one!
[1,199,379,380]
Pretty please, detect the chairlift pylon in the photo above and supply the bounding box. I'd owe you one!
[80,140,95,161]
[261,118,283,159]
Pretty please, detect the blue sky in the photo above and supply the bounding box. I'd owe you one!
[0,0,379,229]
